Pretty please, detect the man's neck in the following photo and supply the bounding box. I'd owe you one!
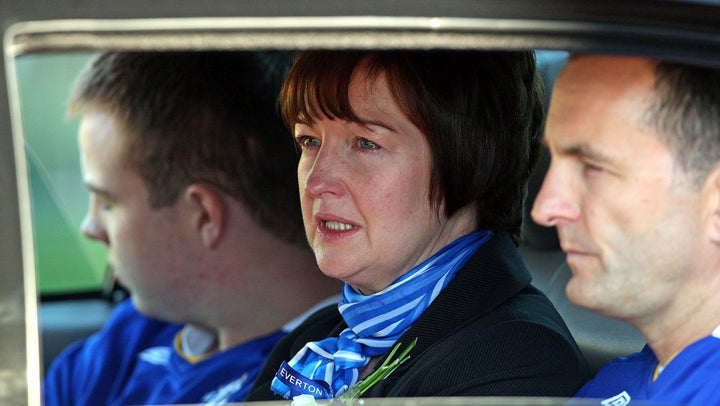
[641,286,720,364]
[213,292,340,351]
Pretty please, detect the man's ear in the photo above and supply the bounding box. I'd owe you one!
[705,166,720,246]
[183,183,225,249]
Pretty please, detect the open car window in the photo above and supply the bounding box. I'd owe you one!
[2,1,720,405]
[17,52,105,297]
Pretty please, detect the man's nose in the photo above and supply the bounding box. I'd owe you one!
[531,166,581,227]
[81,213,109,245]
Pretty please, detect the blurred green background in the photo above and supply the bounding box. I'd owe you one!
[16,52,106,295]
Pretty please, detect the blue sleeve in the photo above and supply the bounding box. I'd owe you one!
[42,300,176,406]
[43,338,87,406]
[42,301,135,406]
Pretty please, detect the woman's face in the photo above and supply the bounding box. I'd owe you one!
[295,64,476,294]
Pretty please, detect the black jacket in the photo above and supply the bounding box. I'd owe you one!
[246,233,589,400]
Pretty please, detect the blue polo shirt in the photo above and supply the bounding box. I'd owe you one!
[574,327,720,406]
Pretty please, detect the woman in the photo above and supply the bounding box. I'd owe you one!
[246,50,589,401]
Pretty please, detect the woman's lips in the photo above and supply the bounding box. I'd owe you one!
[314,214,359,239]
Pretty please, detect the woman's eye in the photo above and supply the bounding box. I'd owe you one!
[357,137,379,150]
[296,136,320,148]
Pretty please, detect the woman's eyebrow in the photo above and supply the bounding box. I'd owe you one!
[356,117,398,133]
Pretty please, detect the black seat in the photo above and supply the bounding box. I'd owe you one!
[520,50,568,292]
[520,144,565,292]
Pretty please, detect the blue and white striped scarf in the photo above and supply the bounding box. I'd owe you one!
[270,230,493,399]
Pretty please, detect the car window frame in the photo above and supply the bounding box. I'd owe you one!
[3,2,720,405]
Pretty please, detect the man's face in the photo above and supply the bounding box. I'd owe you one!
[531,56,708,325]
[78,109,196,318]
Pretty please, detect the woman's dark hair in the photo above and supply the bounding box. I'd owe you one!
[281,50,544,244]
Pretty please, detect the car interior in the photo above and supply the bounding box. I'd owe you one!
[2,1,719,405]
[29,49,646,378]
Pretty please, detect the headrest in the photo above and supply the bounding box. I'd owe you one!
[522,146,559,249]
[521,51,568,250]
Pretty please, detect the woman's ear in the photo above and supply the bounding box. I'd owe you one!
[183,183,225,249]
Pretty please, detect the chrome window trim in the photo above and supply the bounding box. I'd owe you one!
[5,16,720,67]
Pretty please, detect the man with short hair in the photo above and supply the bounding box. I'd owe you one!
[532,55,720,405]
[42,51,341,405]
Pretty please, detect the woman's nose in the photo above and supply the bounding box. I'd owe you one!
[301,147,346,199]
